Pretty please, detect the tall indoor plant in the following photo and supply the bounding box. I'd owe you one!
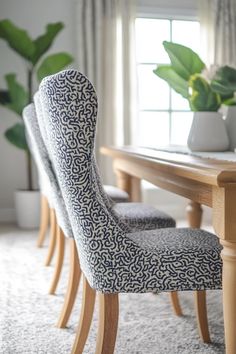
[153,41,233,151]
[0,19,73,227]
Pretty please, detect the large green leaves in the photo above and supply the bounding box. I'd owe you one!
[5,122,28,150]
[163,41,206,81]
[5,74,28,115]
[0,20,65,65]
[153,65,189,98]
[211,66,236,97]
[189,74,221,111]
[36,52,73,82]
[32,22,64,64]
[0,19,35,62]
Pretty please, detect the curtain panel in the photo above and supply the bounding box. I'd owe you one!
[75,0,137,184]
[199,0,236,67]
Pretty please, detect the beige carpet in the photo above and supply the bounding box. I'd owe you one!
[0,224,224,354]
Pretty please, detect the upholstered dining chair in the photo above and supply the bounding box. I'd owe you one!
[38,69,222,353]
[25,97,181,328]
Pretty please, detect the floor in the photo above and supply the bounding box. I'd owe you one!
[0,223,224,354]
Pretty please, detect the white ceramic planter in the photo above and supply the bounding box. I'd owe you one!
[15,190,40,229]
[187,112,229,152]
[224,106,236,151]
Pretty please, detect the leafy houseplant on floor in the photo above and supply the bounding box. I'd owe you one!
[0,20,73,228]
[153,41,236,152]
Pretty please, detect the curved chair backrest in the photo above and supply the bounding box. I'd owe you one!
[35,88,124,231]
[23,103,73,238]
[39,70,139,291]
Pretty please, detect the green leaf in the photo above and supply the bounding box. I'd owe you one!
[163,41,206,81]
[189,74,221,111]
[0,90,11,105]
[5,73,29,115]
[0,19,35,62]
[32,22,64,65]
[5,123,28,150]
[223,97,236,106]
[211,66,236,96]
[36,52,73,82]
[153,65,189,99]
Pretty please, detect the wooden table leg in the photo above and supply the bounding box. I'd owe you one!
[186,201,203,228]
[220,240,236,354]
[130,176,142,202]
[115,169,131,197]
[186,200,210,342]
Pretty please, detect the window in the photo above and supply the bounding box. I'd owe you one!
[135,17,200,147]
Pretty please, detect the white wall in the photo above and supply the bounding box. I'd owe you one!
[0,0,76,222]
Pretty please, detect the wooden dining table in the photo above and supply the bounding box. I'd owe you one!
[101,145,236,354]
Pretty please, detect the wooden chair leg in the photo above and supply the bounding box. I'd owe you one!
[170,291,183,316]
[95,293,119,354]
[195,290,211,343]
[37,195,50,247]
[57,239,81,328]
[44,208,57,266]
[48,225,65,294]
[71,275,96,354]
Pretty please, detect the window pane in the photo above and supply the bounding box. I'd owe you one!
[138,64,170,110]
[171,89,190,110]
[135,18,170,63]
[138,111,169,147]
[170,112,193,145]
[172,20,200,53]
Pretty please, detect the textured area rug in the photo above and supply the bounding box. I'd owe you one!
[0,225,224,354]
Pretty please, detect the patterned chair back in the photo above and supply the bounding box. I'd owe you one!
[23,103,73,238]
[39,70,138,291]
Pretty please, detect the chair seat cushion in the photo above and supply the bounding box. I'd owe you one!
[113,202,176,230]
[103,185,129,203]
[124,227,222,292]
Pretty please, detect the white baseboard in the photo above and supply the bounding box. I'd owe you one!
[0,208,16,223]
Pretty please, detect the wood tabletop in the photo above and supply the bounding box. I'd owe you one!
[101,146,236,187]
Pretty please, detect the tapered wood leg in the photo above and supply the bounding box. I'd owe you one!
[37,195,50,247]
[186,201,210,342]
[220,240,236,354]
[57,239,81,328]
[44,208,57,266]
[130,176,142,202]
[115,169,131,199]
[186,201,203,228]
[95,293,119,354]
[194,290,210,343]
[48,226,65,294]
[71,275,96,354]
[170,291,182,316]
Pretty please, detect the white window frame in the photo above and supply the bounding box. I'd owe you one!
[134,0,200,147]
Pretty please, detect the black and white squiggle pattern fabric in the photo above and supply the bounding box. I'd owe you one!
[23,104,73,238]
[39,69,222,293]
[34,92,175,231]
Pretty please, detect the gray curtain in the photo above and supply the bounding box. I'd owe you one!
[75,0,137,183]
[199,0,236,66]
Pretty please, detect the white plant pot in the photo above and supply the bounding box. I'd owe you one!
[187,112,229,152]
[224,106,236,151]
[15,190,40,229]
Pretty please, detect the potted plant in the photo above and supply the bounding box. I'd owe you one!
[211,66,236,151]
[153,41,230,152]
[0,19,73,228]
